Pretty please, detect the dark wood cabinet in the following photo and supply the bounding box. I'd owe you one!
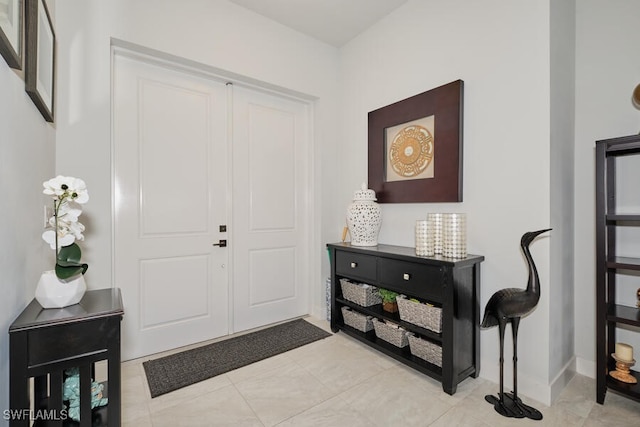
[327,243,484,394]
[595,135,640,404]
[9,288,124,427]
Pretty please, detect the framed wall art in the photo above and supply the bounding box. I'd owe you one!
[25,0,55,122]
[368,80,463,203]
[0,0,22,69]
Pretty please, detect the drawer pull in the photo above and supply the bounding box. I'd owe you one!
[403,273,411,281]
[350,262,358,268]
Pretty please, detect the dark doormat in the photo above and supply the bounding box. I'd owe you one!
[142,318,332,397]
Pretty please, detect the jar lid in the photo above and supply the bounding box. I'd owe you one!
[353,183,377,201]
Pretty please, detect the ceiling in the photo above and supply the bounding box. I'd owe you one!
[229,0,408,47]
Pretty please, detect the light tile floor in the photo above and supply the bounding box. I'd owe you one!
[121,317,640,426]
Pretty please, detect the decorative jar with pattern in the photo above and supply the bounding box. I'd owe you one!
[346,183,382,246]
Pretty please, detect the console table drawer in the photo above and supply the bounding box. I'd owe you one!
[335,251,377,282]
[27,318,114,366]
[379,258,443,302]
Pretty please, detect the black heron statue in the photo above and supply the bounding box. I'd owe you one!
[481,228,551,420]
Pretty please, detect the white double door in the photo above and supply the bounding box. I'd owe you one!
[113,52,311,360]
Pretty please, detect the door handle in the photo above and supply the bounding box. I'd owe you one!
[212,239,227,247]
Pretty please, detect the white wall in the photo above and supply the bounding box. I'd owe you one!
[549,0,576,400]
[54,0,340,317]
[574,0,640,376]
[0,2,56,421]
[337,0,556,403]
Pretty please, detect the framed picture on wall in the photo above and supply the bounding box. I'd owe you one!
[25,0,55,122]
[0,0,23,69]
[368,80,464,203]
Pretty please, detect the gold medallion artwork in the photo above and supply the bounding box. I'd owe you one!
[389,125,434,178]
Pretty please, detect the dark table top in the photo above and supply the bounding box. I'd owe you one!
[327,242,484,267]
[9,288,124,333]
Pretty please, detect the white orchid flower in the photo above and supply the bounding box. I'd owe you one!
[41,175,90,281]
[42,229,75,249]
[69,178,89,204]
[42,176,89,204]
[57,201,83,223]
[56,218,85,244]
[41,175,91,249]
[43,175,72,197]
[67,220,86,241]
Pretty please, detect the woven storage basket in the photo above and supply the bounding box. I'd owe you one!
[397,295,442,333]
[340,278,382,307]
[341,306,374,332]
[372,318,409,347]
[408,334,442,367]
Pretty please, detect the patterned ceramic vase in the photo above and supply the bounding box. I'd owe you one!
[346,184,382,246]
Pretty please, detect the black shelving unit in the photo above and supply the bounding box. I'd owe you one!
[327,243,484,395]
[595,134,640,404]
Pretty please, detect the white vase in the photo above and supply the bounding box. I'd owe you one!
[442,213,467,258]
[427,213,444,254]
[415,219,434,256]
[35,271,87,309]
[346,184,382,247]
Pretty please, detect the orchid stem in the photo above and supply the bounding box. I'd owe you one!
[54,199,60,259]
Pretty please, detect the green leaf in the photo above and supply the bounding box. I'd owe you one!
[58,243,82,264]
[377,288,399,303]
[55,263,88,281]
[55,243,88,281]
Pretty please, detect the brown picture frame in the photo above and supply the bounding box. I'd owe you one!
[368,80,463,203]
[25,0,55,123]
[0,0,23,69]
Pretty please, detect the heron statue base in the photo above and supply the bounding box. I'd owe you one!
[485,392,543,420]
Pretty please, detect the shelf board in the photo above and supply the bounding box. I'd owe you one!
[606,214,640,222]
[607,304,640,326]
[338,324,443,381]
[606,365,640,403]
[336,298,443,343]
[599,135,640,155]
[606,257,640,270]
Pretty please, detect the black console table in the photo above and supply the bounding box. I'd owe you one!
[9,288,124,427]
[328,243,484,395]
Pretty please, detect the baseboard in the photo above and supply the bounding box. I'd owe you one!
[480,361,552,406]
[575,356,596,379]
[549,357,576,403]
[480,357,577,406]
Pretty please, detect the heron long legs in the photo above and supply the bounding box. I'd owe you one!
[505,317,543,420]
[485,317,543,420]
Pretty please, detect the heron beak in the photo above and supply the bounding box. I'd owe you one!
[532,228,552,237]
[522,228,551,245]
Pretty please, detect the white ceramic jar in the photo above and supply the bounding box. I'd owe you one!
[346,183,382,246]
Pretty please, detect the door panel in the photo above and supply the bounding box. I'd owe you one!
[113,53,229,360]
[249,247,296,305]
[140,255,210,328]
[113,51,312,359]
[232,85,310,332]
